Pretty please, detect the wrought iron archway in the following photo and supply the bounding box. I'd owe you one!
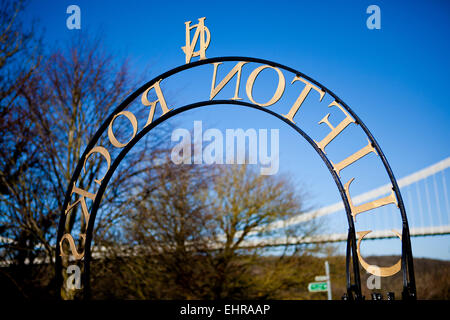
[55,56,416,300]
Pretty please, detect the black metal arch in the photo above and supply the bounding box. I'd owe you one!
[55,57,416,300]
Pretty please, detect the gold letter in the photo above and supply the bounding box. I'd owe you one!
[181,17,211,64]
[331,140,377,177]
[314,100,355,153]
[65,183,96,228]
[108,111,138,148]
[282,76,325,124]
[60,184,96,260]
[245,65,286,107]
[83,146,111,185]
[344,178,397,219]
[141,79,172,127]
[357,230,402,277]
[59,233,85,259]
[210,61,248,100]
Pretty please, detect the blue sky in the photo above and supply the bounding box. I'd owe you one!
[24,0,450,260]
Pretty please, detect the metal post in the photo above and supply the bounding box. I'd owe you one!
[325,261,332,300]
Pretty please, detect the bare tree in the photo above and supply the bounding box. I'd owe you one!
[0,0,46,298]
[203,164,320,299]
[0,0,160,297]
[99,157,321,299]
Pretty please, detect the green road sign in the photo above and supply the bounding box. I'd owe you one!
[308,282,328,292]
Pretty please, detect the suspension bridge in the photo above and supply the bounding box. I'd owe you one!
[242,157,450,246]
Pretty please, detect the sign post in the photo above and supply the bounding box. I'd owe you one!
[325,260,332,300]
[308,261,332,300]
